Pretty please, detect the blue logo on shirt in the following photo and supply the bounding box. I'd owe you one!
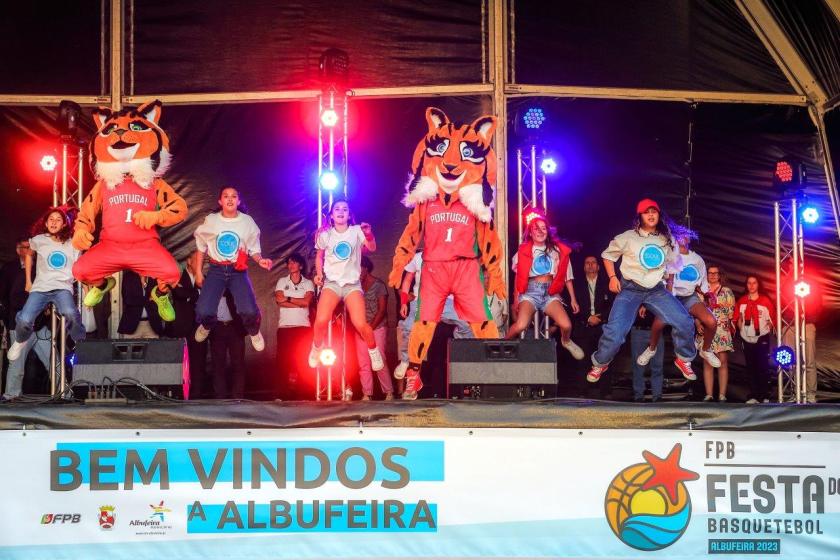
[532,253,553,275]
[47,251,67,270]
[639,244,666,270]
[216,231,240,259]
[678,264,700,283]
[333,241,352,261]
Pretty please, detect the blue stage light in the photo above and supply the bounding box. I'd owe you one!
[540,157,557,174]
[319,171,339,191]
[802,206,819,224]
[523,107,546,130]
[774,346,794,368]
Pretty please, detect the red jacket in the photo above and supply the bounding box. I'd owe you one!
[515,240,572,296]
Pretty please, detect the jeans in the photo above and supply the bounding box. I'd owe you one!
[593,280,696,366]
[15,289,85,342]
[520,280,561,312]
[3,327,52,397]
[631,327,664,400]
[743,333,771,401]
[398,298,471,362]
[196,263,261,336]
[355,326,393,396]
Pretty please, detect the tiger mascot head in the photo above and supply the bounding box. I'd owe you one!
[90,99,171,190]
[404,107,497,222]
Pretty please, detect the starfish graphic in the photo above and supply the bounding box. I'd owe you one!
[641,443,699,503]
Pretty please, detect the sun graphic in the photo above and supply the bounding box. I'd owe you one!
[604,443,698,551]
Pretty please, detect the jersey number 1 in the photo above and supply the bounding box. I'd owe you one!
[444,227,453,243]
[125,208,133,223]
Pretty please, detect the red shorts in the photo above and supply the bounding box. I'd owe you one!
[418,258,491,323]
[73,238,180,285]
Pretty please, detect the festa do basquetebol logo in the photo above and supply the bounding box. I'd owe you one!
[605,443,699,551]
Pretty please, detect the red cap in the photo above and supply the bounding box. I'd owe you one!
[636,198,660,214]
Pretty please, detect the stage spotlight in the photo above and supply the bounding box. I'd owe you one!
[321,108,339,128]
[57,100,83,142]
[794,280,811,298]
[802,206,819,224]
[319,48,350,86]
[540,157,557,174]
[523,107,546,130]
[319,171,340,191]
[774,346,794,368]
[319,348,337,367]
[772,156,805,193]
[40,155,57,171]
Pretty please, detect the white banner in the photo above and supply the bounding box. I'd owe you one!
[1,428,839,558]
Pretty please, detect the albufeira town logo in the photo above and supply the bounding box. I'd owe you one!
[604,443,698,551]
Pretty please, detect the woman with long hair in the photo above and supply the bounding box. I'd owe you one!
[734,275,774,403]
[699,264,736,402]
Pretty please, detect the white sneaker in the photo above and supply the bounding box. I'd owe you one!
[308,345,321,368]
[250,332,265,352]
[746,398,759,404]
[718,395,727,402]
[7,340,25,362]
[703,394,714,402]
[636,346,657,366]
[195,324,210,343]
[394,361,409,380]
[368,348,384,371]
[561,339,585,360]
[699,349,721,368]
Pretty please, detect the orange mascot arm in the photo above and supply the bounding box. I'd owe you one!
[72,180,104,250]
[476,218,506,300]
[132,178,188,229]
[388,203,425,289]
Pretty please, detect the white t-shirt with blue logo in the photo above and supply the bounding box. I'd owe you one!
[316,225,365,286]
[670,250,709,297]
[29,234,80,293]
[602,229,681,289]
[510,245,573,281]
[194,212,262,263]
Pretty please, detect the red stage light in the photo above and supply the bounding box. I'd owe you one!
[321,108,338,128]
[319,348,337,367]
[794,280,810,298]
[774,161,794,183]
[40,155,58,172]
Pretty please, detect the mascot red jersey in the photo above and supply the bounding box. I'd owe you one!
[389,107,506,399]
[72,100,186,320]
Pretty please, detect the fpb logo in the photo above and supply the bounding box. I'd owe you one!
[47,251,67,270]
[678,265,700,283]
[216,231,240,259]
[639,244,666,270]
[41,513,80,524]
[333,241,352,261]
[604,443,698,551]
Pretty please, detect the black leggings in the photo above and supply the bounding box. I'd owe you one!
[743,334,771,401]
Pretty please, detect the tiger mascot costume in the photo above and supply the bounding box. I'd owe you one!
[72,100,186,321]
[389,107,506,399]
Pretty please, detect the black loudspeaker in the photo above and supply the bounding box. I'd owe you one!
[73,338,186,387]
[447,339,557,400]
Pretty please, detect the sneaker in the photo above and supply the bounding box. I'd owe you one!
[384,392,394,401]
[587,363,609,383]
[718,395,727,402]
[7,340,25,362]
[746,398,759,404]
[673,358,697,381]
[361,395,371,401]
[402,369,424,400]
[368,348,384,371]
[394,361,409,380]
[762,398,770,403]
[250,332,265,352]
[703,394,714,402]
[307,344,321,368]
[636,346,657,366]
[83,277,116,307]
[561,339,585,360]
[699,349,721,368]
[195,324,211,343]
[151,287,176,322]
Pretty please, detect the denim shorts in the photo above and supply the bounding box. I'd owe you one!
[519,280,561,312]
[323,280,363,299]
[678,293,701,310]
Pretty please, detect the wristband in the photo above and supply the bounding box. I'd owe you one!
[400,291,410,306]
[364,232,374,241]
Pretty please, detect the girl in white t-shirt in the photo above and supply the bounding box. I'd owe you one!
[309,199,384,372]
[8,207,85,362]
[193,186,272,352]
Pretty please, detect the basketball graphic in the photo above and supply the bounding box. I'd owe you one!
[216,231,240,259]
[47,251,67,269]
[604,444,698,551]
[639,244,666,270]
[678,265,699,283]
[333,240,352,261]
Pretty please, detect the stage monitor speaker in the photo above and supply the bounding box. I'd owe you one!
[447,339,557,400]
[73,338,186,387]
